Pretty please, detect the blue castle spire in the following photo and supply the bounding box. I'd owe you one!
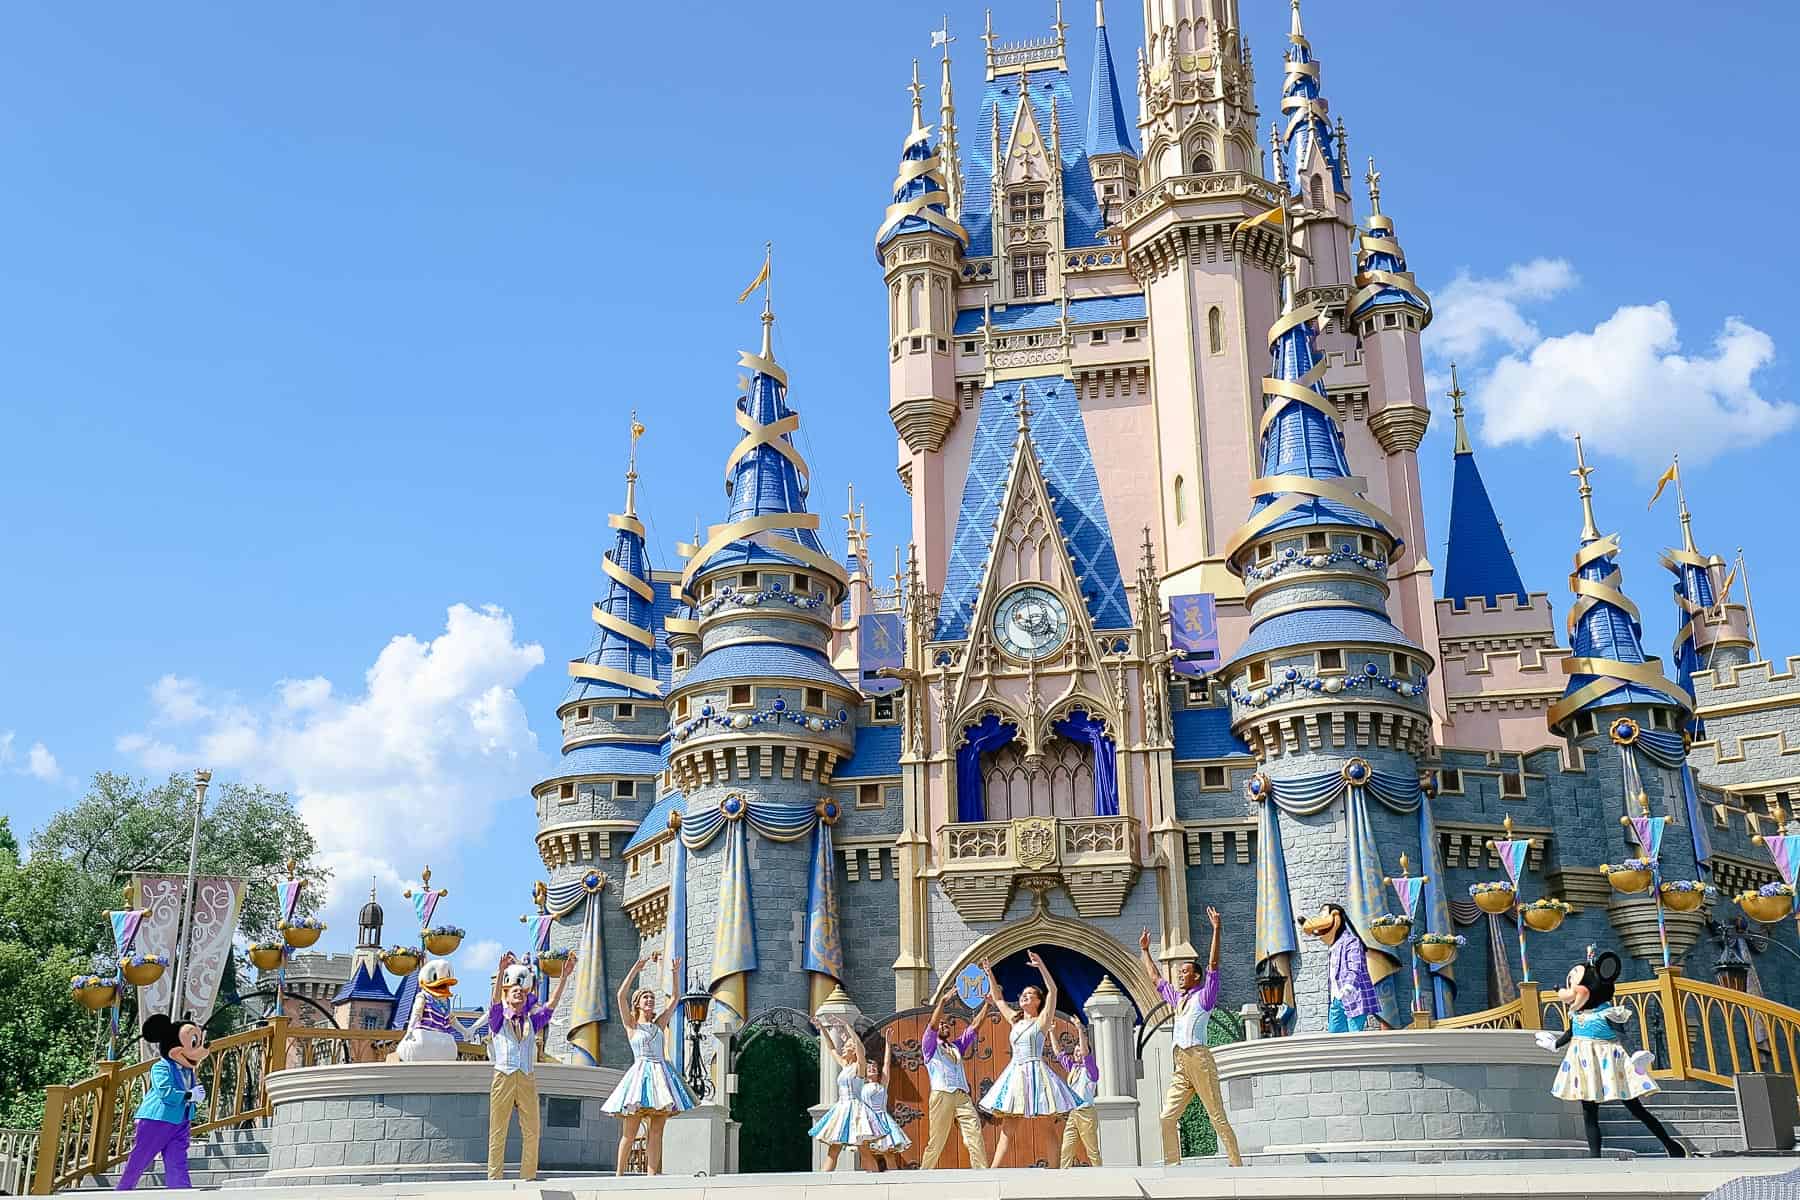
[1441,367,1528,608]
[1281,0,1343,196]
[568,414,663,700]
[1349,158,1431,322]
[1549,437,1690,734]
[1085,1,1134,158]
[1231,264,1395,553]
[1659,462,1719,737]
[874,60,967,261]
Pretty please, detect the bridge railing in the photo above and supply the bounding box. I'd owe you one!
[1432,966,1800,1092]
[28,1019,402,1194]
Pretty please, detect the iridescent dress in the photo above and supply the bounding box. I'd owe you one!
[862,1079,911,1152]
[601,1023,697,1116]
[809,1064,881,1146]
[978,1020,1080,1117]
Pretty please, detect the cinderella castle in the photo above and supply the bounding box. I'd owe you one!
[525,0,1800,1076]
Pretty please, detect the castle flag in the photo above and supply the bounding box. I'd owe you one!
[1169,594,1220,677]
[1648,460,1679,509]
[859,612,904,694]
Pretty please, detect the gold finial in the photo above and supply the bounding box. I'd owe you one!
[1052,0,1067,53]
[286,858,298,878]
[842,483,857,542]
[983,7,996,70]
[1670,453,1698,554]
[1269,120,1287,191]
[909,58,924,131]
[1448,363,1470,455]
[1014,386,1033,436]
[1571,434,1600,543]
[404,863,449,901]
[758,241,775,360]
[624,409,645,517]
[1290,0,1304,41]
[1094,0,1104,27]
[1365,154,1382,216]
[367,876,377,902]
[1399,852,1410,875]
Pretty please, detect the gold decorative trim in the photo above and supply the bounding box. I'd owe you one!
[602,556,655,603]
[568,660,663,697]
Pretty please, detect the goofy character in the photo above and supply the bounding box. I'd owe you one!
[116,1014,211,1190]
[1299,903,1390,1033]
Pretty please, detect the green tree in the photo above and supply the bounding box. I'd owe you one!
[1,772,326,1126]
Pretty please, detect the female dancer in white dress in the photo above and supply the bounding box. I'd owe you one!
[977,950,1080,1167]
[860,1039,910,1171]
[808,1017,881,1170]
[601,953,695,1176]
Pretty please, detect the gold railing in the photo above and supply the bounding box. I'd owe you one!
[29,1019,402,1194]
[1432,967,1800,1092]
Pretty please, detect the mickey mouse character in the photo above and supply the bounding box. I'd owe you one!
[116,1014,211,1189]
[1535,950,1687,1157]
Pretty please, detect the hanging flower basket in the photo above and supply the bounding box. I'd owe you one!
[1600,860,1654,896]
[537,948,572,978]
[1738,883,1795,925]
[1470,881,1517,914]
[381,946,423,976]
[422,925,465,956]
[1414,933,1465,966]
[247,941,286,971]
[70,974,121,1010]
[1369,914,1413,947]
[1521,898,1571,933]
[280,917,326,949]
[1659,880,1716,914]
[121,953,169,986]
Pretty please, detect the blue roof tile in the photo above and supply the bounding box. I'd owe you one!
[1172,707,1251,761]
[961,66,1107,257]
[1225,606,1421,667]
[563,577,683,705]
[622,789,685,853]
[1559,535,1685,721]
[332,959,395,1006]
[1086,23,1135,158]
[539,742,664,785]
[952,293,1145,336]
[675,642,853,692]
[935,376,1131,640]
[1443,447,1528,607]
[836,724,902,778]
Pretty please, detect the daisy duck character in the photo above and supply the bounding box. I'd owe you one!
[396,957,460,1062]
[116,1014,210,1190]
[1534,949,1686,1158]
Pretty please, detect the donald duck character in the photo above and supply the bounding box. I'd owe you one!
[396,957,460,1062]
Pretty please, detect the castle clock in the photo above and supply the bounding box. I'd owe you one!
[993,585,1071,661]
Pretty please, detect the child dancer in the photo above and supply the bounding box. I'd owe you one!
[977,951,1079,1168]
[1536,950,1686,1158]
[1056,1021,1101,1167]
[602,953,695,1176]
[861,1039,910,1172]
[116,1015,210,1190]
[485,949,574,1181]
[809,1017,881,1171]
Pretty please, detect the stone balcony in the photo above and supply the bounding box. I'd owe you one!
[935,814,1140,922]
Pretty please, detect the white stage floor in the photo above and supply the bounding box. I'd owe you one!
[170,1158,1800,1200]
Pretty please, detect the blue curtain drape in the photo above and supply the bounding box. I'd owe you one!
[955,714,1017,822]
[1051,709,1119,816]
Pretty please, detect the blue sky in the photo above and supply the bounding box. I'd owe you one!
[3,1,1794,983]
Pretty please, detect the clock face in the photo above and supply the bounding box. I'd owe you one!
[993,586,1071,661]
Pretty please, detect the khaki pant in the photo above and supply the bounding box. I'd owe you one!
[1160,1044,1241,1167]
[488,1069,541,1180]
[1059,1104,1100,1167]
[923,1088,988,1168]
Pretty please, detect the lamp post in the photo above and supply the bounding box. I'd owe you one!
[680,976,714,1101]
[1254,957,1286,1039]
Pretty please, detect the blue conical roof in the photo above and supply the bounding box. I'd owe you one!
[566,508,662,702]
[875,123,967,260]
[1662,511,1719,737]
[1237,281,1392,548]
[1443,443,1528,608]
[1350,214,1429,319]
[1281,9,1343,195]
[1086,21,1134,158]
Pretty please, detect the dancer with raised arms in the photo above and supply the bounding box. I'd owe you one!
[601,952,695,1176]
[1141,907,1242,1167]
[977,950,1079,1168]
[920,986,991,1168]
[860,1038,910,1171]
[809,1017,882,1171]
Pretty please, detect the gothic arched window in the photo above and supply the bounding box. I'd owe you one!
[1174,475,1187,525]
[1310,173,1326,209]
[1190,150,1214,175]
[1207,307,1223,355]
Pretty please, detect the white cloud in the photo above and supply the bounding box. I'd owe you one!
[1429,258,1578,365]
[116,603,548,930]
[459,938,502,979]
[1,729,69,786]
[1476,304,1794,469]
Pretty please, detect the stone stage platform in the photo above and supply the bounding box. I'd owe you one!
[150,1159,1798,1200]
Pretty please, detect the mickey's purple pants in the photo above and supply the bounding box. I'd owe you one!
[116,1118,191,1190]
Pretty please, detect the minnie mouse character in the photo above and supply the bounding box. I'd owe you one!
[116,1014,210,1189]
[1534,950,1686,1158]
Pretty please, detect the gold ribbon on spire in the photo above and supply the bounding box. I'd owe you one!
[1546,535,1691,726]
